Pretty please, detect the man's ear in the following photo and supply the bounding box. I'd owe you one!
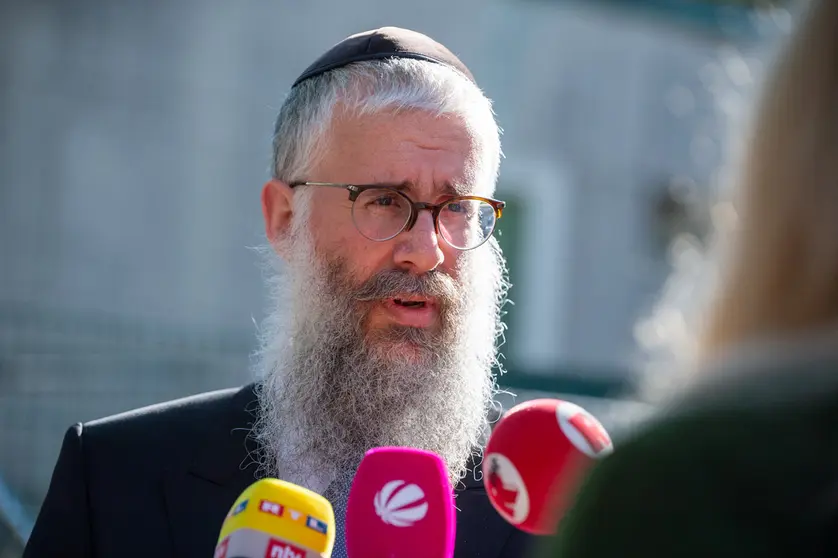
[261,179,295,252]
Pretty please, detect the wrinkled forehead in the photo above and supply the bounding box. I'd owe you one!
[319,107,497,199]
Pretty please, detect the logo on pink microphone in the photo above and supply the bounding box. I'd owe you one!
[374,480,429,527]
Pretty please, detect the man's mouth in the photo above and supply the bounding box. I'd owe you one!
[393,298,427,308]
[379,296,438,328]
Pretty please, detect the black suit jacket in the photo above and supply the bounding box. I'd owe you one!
[23,383,538,557]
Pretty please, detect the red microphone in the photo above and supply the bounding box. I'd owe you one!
[345,447,456,558]
[483,399,613,535]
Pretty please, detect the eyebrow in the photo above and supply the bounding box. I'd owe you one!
[375,180,470,197]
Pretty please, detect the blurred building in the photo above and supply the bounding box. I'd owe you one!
[0,0,790,548]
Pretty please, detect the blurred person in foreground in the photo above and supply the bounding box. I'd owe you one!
[540,0,838,556]
[24,27,538,558]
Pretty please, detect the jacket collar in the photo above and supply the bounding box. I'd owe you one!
[186,382,261,486]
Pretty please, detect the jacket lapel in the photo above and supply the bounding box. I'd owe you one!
[163,384,261,558]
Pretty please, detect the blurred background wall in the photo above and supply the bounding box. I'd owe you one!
[0,0,794,553]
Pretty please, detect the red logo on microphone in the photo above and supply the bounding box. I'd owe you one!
[483,452,530,524]
[265,539,305,558]
[568,412,611,455]
[259,499,284,517]
[556,402,613,458]
[214,537,229,558]
[487,457,518,513]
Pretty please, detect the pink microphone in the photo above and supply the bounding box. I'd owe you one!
[345,447,456,558]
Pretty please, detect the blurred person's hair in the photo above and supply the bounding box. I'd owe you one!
[270,58,503,192]
[634,1,832,400]
[698,0,838,357]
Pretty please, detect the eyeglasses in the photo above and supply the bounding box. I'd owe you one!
[289,182,506,251]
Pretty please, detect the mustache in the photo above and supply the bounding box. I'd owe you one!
[351,269,461,308]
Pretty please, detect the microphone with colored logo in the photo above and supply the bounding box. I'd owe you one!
[344,447,456,558]
[483,399,613,535]
[214,478,335,558]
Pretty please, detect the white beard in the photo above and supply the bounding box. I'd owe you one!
[249,208,509,498]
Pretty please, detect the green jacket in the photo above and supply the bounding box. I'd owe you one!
[540,338,838,557]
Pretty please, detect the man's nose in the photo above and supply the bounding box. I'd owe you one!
[393,210,444,273]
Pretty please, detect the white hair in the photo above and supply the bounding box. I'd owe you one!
[271,58,503,192]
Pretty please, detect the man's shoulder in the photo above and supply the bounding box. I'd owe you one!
[614,351,838,479]
[87,383,253,427]
[84,383,255,433]
[79,383,258,463]
[665,349,838,427]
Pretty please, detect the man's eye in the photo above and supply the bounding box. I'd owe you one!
[369,195,397,207]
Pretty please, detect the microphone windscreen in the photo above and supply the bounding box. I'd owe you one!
[483,399,613,535]
[215,478,335,558]
[345,446,456,558]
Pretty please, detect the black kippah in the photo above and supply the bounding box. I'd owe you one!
[292,26,476,87]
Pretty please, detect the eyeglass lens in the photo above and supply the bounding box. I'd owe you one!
[350,188,496,249]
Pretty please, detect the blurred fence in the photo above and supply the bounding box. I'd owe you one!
[0,301,255,533]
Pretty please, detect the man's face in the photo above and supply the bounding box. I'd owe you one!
[256,107,505,489]
[303,108,485,340]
